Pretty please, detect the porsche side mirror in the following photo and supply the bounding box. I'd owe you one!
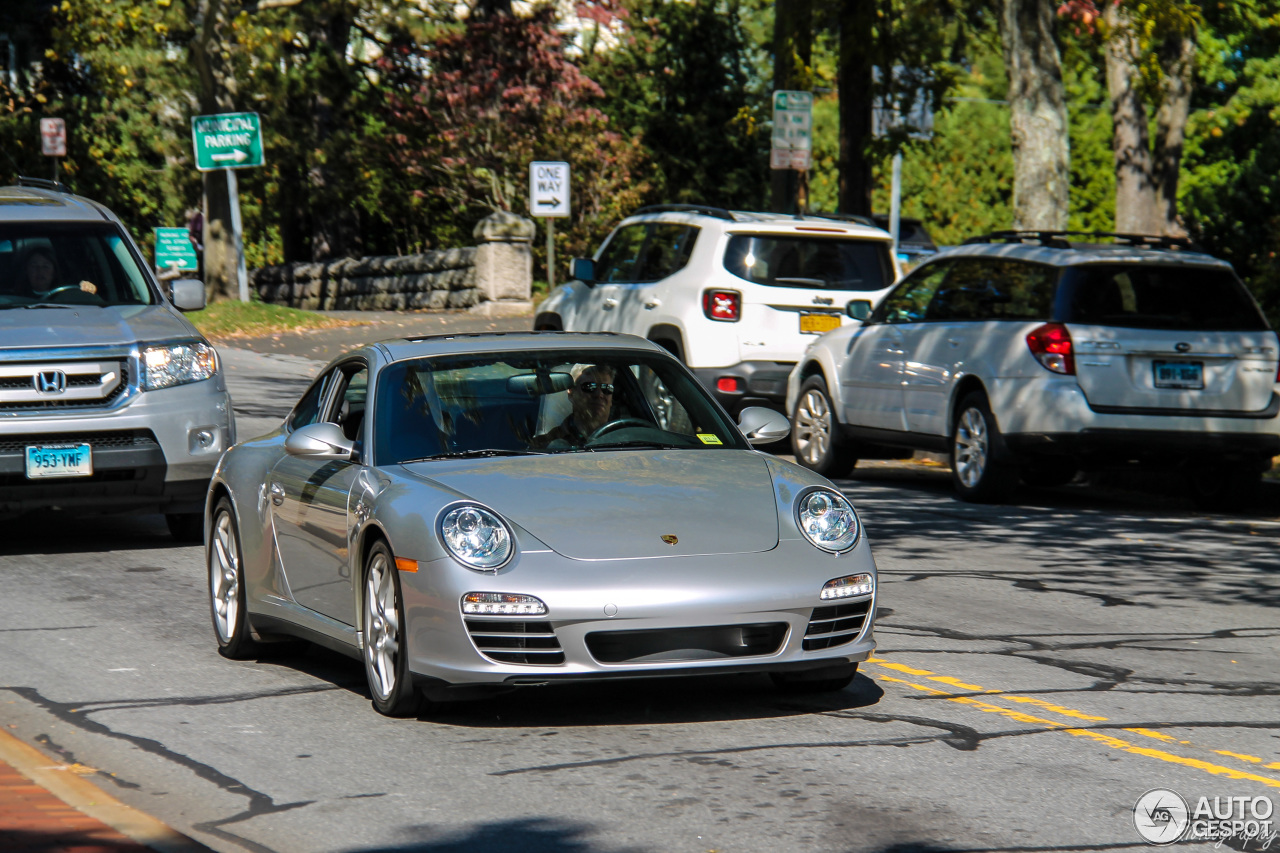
[738,407,791,446]
[570,257,595,286]
[171,279,207,312]
[846,299,872,321]
[286,422,355,460]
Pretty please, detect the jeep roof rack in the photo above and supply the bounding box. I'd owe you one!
[964,230,1200,252]
[633,204,736,221]
[17,176,73,194]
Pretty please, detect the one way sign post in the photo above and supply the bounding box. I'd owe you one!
[529,161,570,289]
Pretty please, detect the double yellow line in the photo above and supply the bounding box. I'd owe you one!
[866,656,1280,789]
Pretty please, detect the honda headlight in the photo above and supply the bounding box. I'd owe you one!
[440,505,513,570]
[796,489,860,553]
[142,342,218,390]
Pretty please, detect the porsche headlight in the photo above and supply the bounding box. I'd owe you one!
[142,342,218,390]
[796,489,860,553]
[440,505,513,570]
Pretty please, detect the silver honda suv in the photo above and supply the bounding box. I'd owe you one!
[0,180,233,539]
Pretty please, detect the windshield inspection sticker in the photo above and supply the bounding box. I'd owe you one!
[697,434,723,445]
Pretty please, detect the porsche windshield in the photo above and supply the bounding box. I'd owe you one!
[373,350,749,464]
[0,223,157,307]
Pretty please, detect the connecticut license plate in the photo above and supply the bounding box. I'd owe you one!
[799,313,841,334]
[25,443,93,479]
[1153,360,1204,390]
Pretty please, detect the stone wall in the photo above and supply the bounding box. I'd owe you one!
[250,249,479,312]
[249,211,535,315]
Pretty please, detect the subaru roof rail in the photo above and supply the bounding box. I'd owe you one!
[17,176,73,194]
[965,230,1201,252]
[633,204,736,221]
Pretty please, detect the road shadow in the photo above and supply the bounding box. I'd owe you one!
[0,509,179,555]
[263,645,884,728]
[832,463,1280,610]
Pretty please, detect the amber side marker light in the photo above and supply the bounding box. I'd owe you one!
[395,557,419,573]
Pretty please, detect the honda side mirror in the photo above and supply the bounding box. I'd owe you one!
[170,279,207,312]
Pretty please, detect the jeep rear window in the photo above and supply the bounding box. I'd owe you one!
[722,235,892,291]
[0,222,156,306]
[1061,264,1269,331]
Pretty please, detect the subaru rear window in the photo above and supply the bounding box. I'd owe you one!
[723,235,892,291]
[1061,264,1269,331]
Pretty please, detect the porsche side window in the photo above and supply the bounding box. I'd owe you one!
[288,374,331,430]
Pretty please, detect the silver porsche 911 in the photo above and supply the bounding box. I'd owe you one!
[205,332,878,716]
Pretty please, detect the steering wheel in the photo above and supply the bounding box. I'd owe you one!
[41,285,84,298]
[587,418,653,442]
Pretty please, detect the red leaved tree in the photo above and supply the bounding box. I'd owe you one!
[381,8,649,272]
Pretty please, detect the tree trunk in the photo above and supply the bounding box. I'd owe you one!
[837,0,874,217]
[770,0,812,214]
[189,0,240,301]
[1104,2,1157,234]
[1001,0,1070,231]
[1153,31,1195,237]
[308,6,359,261]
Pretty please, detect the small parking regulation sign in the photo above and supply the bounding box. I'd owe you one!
[529,162,570,218]
[40,118,66,157]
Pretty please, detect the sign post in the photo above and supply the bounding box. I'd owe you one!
[872,83,934,263]
[40,118,66,184]
[191,112,264,302]
[529,161,570,290]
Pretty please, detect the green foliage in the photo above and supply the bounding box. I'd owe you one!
[578,0,768,210]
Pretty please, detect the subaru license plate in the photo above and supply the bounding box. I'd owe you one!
[799,313,841,335]
[25,443,93,479]
[1152,360,1203,390]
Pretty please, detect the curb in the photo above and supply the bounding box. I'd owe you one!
[0,727,210,853]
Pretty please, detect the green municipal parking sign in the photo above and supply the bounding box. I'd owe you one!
[192,112,264,171]
[154,227,199,272]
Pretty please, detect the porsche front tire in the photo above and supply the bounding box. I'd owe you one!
[208,497,259,660]
[363,540,422,717]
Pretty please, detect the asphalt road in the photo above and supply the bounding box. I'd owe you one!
[1,314,1278,853]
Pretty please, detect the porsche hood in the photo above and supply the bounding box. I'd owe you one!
[401,450,781,560]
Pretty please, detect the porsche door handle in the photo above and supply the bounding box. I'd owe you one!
[269,483,285,506]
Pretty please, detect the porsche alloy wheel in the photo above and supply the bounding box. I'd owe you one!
[363,540,421,717]
[208,497,258,659]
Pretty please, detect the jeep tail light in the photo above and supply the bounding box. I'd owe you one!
[1026,323,1075,375]
[703,289,741,322]
[716,376,743,394]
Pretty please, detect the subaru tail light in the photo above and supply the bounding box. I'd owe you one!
[1026,323,1075,375]
[703,289,741,322]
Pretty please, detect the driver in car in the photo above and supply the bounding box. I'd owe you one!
[532,364,616,448]
[18,248,98,298]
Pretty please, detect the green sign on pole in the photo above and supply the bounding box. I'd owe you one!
[192,112,264,171]
[154,227,199,272]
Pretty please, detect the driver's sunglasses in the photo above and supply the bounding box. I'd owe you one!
[578,382,615,396]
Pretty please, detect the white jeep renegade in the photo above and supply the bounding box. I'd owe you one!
[534,204,899,416]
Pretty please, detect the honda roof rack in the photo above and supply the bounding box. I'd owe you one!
[17,176,73,194]
[633,204,736,221]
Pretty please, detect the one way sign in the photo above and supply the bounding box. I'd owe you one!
[529,161,570,218]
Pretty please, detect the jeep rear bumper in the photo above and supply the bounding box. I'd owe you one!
[692,361,796,416]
